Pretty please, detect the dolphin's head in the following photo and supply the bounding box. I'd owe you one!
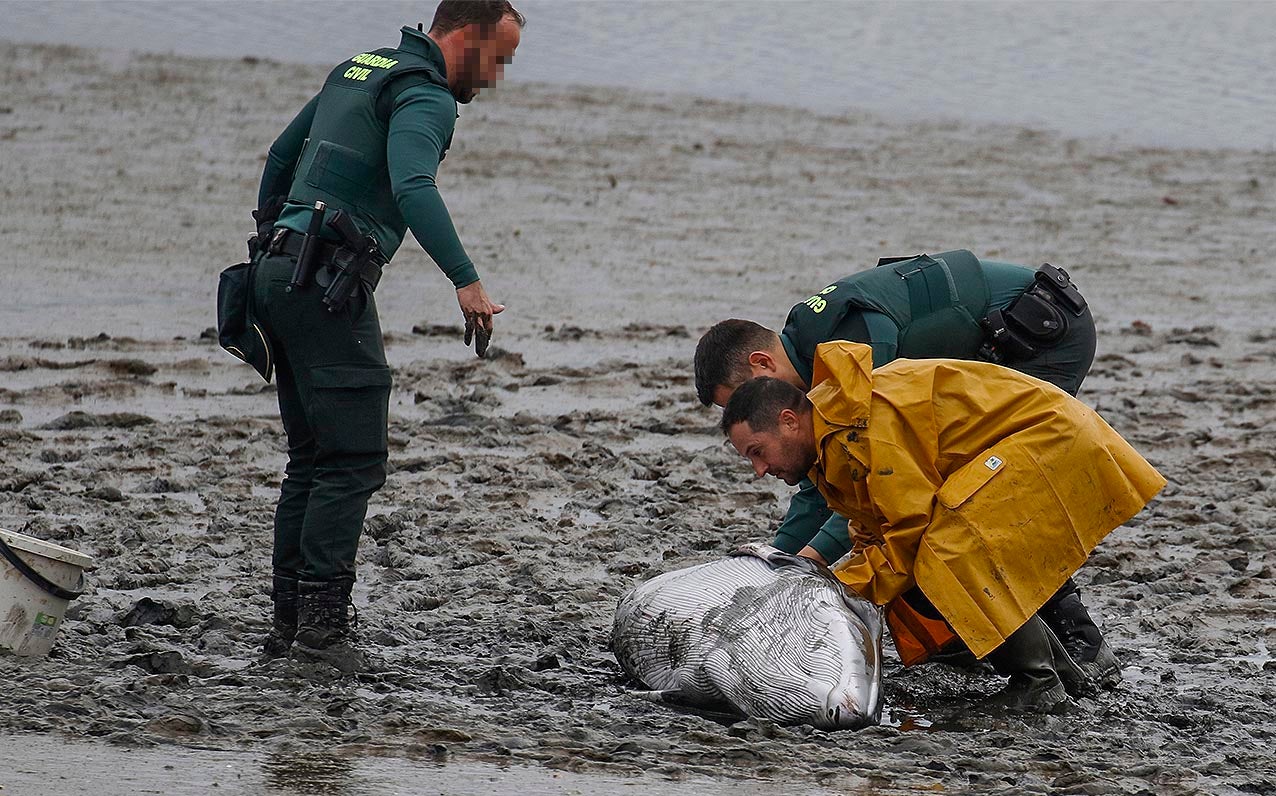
[811,598,884,729]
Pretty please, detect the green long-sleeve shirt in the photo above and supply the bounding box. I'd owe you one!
[257,39,478,288]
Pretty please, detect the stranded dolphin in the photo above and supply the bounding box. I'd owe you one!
[611,544,883,729]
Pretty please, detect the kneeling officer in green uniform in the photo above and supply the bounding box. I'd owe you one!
[694,250,1123,689]
[243,1,524,667]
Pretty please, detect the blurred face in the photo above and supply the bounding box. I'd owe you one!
[455,16,521,102]
[726,411,818,486]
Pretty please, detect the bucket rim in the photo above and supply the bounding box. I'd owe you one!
[0,528,94,569]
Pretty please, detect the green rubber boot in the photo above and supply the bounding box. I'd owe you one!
[986,614,1084,712]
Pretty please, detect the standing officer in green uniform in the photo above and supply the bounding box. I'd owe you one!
[247,1,524,668]
[694,250,1122,690]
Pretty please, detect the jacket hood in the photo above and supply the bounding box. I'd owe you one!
[808,340,874,432]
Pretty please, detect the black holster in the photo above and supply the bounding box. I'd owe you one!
[321,250,385,313]
[319,210,386,313]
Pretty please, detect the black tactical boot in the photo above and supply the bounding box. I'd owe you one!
[986,614,1085,712]
[294,578,365,673]
[1040,585,1121,691]
[262,574,299,658]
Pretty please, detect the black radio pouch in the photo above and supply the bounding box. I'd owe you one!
[1004,289,1068,345]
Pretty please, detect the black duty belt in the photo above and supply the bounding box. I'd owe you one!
[269,228,386,273]
[269,228,342,263]
[269,225,387,312]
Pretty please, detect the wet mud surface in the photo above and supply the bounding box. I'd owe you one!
[1,41,1274,795]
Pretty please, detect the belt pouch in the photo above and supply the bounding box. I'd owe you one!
[1002,288,1069,345]
[216,260,274,382]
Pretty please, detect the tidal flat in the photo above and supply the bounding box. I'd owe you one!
[0,41,1273,795]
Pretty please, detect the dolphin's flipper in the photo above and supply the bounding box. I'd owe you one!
[629,689,680,703]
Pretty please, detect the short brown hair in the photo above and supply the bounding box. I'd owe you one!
[430,0,526,35]
[693,319,778,406]
[720,377,810,436]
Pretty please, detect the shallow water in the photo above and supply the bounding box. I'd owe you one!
[3,0,1274,150]
[0,734,850,796]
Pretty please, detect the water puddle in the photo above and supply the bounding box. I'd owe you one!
[0,734,854,796]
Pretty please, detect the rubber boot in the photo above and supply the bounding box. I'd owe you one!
[294,578,365,674]
[1039,587,1121,691]
[261,574,299,659]
[985,615,1084,712]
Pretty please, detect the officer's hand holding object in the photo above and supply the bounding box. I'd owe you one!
[457,280,504,358]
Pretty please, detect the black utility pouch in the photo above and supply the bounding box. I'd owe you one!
[1003,288,1069,345]
[216,261,274,382]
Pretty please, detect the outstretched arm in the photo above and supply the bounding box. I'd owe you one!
[387,84,503,353]
[386,84,478,288]
[773,478,834,554]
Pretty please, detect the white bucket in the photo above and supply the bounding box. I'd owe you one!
[0,527,93,657]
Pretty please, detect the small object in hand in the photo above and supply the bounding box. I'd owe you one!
[464,316,492,358]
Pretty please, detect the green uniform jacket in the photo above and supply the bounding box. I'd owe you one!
[257,27,479,288]
[774,251,1036,562]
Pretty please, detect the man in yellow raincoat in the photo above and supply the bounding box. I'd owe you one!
[721,341,1165,709]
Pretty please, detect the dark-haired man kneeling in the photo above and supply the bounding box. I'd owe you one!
[721,342,1164,709]
[695,251,1123,688]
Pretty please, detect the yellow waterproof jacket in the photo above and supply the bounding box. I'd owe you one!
[808,341,1165,658]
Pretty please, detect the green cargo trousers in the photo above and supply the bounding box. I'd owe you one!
[251,252,391,582]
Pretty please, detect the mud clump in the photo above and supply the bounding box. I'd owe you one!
[41,411,155,430]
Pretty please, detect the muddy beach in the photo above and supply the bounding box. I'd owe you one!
[1,41,1274,795]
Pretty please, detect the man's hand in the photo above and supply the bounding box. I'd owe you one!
[456,280,505,358]
[797,545,828,566]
